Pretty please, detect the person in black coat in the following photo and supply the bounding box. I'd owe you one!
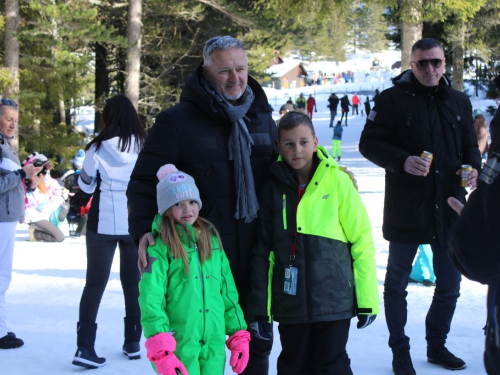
[127,36,278,375]
[448,132,500,375]
[339,95,351,126]
[372,88,380,106]
[359,38,481,375]
[364,96,371,117]
[328,93,339,127]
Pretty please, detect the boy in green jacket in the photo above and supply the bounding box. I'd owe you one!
[248,111,379,374]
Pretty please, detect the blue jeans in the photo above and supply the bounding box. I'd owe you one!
[79,230,141,322]
[384,241,461,351]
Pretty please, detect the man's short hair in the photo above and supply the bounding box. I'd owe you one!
[278,111,315,139]
[411,38,443,55]
[279,103,295,114]
[203,36,246,66]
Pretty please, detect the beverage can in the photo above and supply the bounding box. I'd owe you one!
[460,165,473,187]
[421,151,433,169]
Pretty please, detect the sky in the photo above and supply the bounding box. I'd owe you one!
[0,72,495,375]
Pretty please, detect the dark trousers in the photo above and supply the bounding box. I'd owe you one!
[329,110,337,127]
[277,320,353,375]
[340,110,348,125]
[352,104,359,115]
[384,241,461,351]
[237,282,273,375]
[79,230,141,323]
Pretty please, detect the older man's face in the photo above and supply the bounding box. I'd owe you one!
[411,47,445,87]
[203,48,248,102]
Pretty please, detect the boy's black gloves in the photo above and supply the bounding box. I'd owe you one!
[70,190,92,208]
[357,314,377,329]
[249,321,273,340]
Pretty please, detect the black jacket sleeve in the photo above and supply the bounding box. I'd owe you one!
[127,111,180,244]
[359,90,411,174]
[448,151,500,285]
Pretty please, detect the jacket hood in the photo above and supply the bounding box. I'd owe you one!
[100,136,140,164]
[179,62,273,121]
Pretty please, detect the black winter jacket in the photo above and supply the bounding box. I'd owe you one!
[359,70,481,245]
[127,64,278,286]
[448,140,500,375]
[328,95,339,111]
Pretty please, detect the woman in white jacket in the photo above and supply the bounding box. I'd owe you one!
[72,95,146,369]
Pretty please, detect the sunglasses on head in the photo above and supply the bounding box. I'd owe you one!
[412,59,443,70]
[0,98,18,108]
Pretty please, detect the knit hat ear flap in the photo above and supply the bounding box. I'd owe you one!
[156,164,202,216]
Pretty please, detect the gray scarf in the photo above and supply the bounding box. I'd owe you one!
[201,78,259,223]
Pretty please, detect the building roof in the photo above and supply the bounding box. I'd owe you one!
[265,58,308,78]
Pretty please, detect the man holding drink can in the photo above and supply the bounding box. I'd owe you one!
[359,38,481,375]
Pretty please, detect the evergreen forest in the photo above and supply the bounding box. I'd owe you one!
[1,0,500,168]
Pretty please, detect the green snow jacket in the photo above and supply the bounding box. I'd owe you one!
[139,214,247,374]
[248,146,379,324]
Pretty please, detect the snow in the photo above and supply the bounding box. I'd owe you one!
[1,84,495,374]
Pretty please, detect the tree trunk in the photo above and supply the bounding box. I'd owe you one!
[126,0,142,111]
[94,42,109,134]
[5,0,20,153]
[452,21,465,92]
[399,0,423,71]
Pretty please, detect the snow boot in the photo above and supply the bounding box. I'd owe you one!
[122,317,141,360]
[427,344,466,370]
[72,322,106,369]
[0,332,24,349]
[392,347,416,375]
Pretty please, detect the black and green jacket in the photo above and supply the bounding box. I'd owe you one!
[248,146,379,324]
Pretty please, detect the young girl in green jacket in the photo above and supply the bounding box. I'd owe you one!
[139,164,249,375]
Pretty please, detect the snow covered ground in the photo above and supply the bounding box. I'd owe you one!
[0,85,495,374]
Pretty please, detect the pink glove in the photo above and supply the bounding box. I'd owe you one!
[153,354,188,375]
[226,330,251,374]
[145,333,188,375]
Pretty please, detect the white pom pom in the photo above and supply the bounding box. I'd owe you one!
[157,164,178,181]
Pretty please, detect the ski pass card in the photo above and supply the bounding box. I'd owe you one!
[284,267,298,295]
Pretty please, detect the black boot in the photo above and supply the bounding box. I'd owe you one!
[392,347,416,375]
[123,317,142,360]
[427,343,466,370]
[72,322,106,369]
[0,332,24,349]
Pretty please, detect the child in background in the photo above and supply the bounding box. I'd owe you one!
[248,111,379,375]
[409,244,436,287]
[332,120,343,161]
[139,164,250,375]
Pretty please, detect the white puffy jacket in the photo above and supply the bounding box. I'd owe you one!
[79,136,139,235]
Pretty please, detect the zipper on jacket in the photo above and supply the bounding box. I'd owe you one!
[194,242,207,345]
[282,194,287,230]
[194,243,204,295]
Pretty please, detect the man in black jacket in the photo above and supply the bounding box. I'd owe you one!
[127,36,277,374]
[359,38,481,375]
